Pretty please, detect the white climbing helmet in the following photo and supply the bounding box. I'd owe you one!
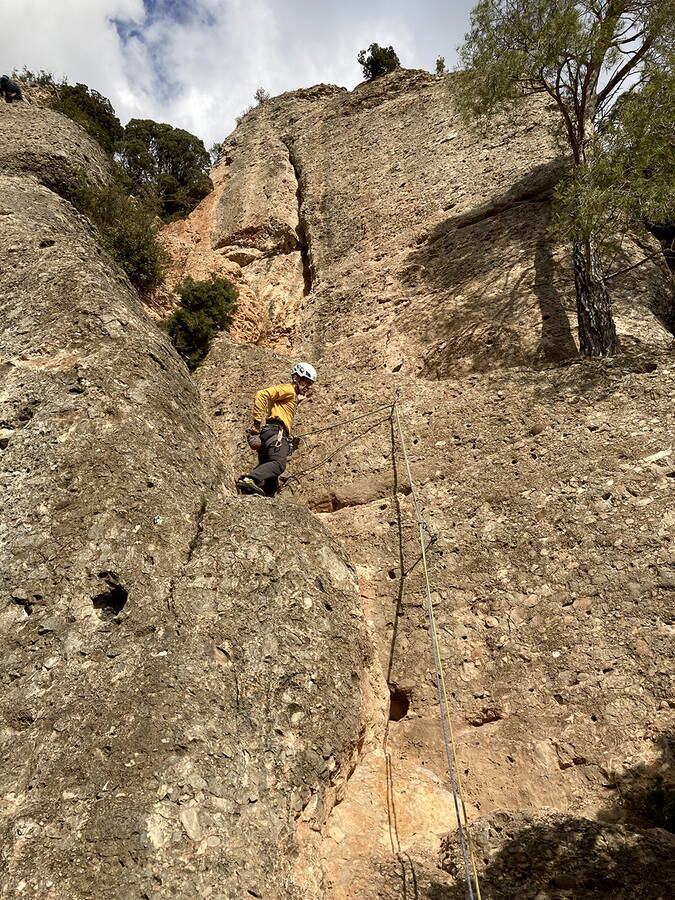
[291,362,317,382]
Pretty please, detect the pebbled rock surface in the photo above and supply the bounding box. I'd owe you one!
[187,69,674,897]
[0,102,110,199]
[164,69,673,370]
[198,333,675,898]
[1,72,674,900]
[441,809,675,898]
[0,114,372,898]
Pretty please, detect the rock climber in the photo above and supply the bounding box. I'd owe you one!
[0,75,23,103]
[236,362,317,497]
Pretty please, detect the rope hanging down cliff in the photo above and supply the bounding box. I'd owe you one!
[282,396,482,898]
[393,398,482,900]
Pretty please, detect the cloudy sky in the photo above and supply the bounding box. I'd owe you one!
[3,0,476,148]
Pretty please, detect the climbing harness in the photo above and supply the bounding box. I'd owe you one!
[283,395,482,897]
[393,399,482,900]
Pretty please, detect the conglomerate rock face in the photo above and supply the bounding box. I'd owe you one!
[0,102,110,198]
[0,109,372,898]
[163,68,672,370]
[197,338,675,898]
[1,71,674,899]
[179,68,674,897]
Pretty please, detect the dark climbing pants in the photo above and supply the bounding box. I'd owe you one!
[249,424,290,496]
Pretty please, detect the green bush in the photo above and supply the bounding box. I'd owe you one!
[163,274,238,369]
[12,66,62,88]
[53,83,124,155]
[101,218,168,296]
[357,43,400,80]
[71,178,168,296]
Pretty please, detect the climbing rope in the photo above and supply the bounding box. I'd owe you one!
[283,415,391,486]
[293,401,395,439]
[282,394,482,897]
[393,399,482,900]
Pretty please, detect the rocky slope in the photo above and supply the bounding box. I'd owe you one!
[0,103,373,898]
[1,71,674,899]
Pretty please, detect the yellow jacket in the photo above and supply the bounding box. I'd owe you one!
[252,383,297,433]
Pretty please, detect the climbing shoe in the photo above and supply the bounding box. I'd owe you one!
[236,475,265,496]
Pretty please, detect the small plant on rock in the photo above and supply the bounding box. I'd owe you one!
[163,274,238,369]
[209,141,223,164]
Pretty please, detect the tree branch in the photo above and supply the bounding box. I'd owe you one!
[596,36,655,107]
[541,67,580,162]
[603,249,664,281]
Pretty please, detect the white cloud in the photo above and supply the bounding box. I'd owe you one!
[1,0,474,148]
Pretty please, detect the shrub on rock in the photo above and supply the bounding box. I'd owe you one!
[164,274,238,369]
[357,44,400,80]
[71,180,168,296]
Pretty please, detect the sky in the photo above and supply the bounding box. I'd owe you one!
[2,0,476,148]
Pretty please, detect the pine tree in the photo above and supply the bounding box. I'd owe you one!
[457,0,674,356]
[357,44,401,80]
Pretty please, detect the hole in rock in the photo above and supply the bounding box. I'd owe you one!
[388,569,397,580]
[12,597,33,615]
[92,572,128,620]
[389,687,410,721]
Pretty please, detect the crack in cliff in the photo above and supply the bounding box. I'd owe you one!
[166,493,208,626]
[282,140,313,296]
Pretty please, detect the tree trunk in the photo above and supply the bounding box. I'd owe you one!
[572,239,619,356]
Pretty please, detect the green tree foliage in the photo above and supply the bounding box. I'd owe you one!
[116,119,212,220]
[254,87,271,104]
[71,180,168,296]
[357,43,401,80]
[457,0,675,357]
[435,56,447,74]
[163,274,238,369]
[556,57,675,245]
[54,83,124,155]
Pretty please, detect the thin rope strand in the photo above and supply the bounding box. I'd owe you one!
[393,399,481,900]
[294,402,394,438]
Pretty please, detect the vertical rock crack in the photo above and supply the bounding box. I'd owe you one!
[282,139,313,296]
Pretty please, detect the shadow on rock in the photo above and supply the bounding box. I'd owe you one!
[600,730,675,832]
[401,161,578,374]
[440,808,675,899]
